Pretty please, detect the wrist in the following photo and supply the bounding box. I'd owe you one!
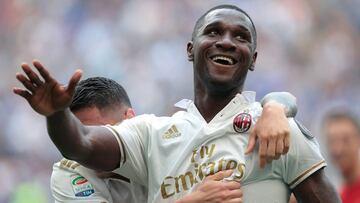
[263,100,287,115]
[47,108,71,119]
[261,92,297,117]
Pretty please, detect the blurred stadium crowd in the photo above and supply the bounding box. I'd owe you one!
[0,0,359,202]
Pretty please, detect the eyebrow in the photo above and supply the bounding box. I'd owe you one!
[203,21,251,33]
[203,21,252,40]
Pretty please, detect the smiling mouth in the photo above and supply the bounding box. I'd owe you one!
[210,55,238,66]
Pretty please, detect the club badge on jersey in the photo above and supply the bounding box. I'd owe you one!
[70,175,95,197]
[233,113,252,133]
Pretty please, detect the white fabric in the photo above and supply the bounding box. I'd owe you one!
[106,93,257,202]
[50,160,147,203]
[106,92,326,203]
[241,118,326,203]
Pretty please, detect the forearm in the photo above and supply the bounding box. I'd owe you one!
[47,108,91,161]
[261,92,297,117]
[293,169,341,203]
[47,109,121,171]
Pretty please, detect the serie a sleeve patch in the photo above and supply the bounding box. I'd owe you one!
[70,175,95,197]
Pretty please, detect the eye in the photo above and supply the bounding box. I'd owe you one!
[235,35,245,41]
[208,30,219,37]
[235,33,250,42]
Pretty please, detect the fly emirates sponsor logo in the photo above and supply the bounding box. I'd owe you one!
[160,144,245,199]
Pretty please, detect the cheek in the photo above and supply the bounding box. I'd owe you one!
[194,39,214,59]
[237,45,253,65]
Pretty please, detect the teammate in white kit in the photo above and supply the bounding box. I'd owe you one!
[50,77,146,203]
[13,4,341,203]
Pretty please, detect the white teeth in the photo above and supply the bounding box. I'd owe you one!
[212,55,234,65]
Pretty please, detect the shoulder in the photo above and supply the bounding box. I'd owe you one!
[120,111,191,129]
[51,159,81,177]
[280,119,327,188]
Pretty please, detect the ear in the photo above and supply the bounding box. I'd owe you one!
[124,108,135,119]
[249,51,257,71]
[187,41,194,61]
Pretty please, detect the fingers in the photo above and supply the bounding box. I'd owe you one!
[13,87,32,100]
[259,139,268,168]
[223,180,241,190]
[226,188,243,199]
[207,170,233,181]
[283,132,290,154]
[33,60,53,82]
[266,137,276,161]
[225,186,243,203]
[21,63,44,86]
[275,138,284,159]
[228,198,243,203]
[16,72,36,92]
[66,69,82,96]
[245,129,256,154]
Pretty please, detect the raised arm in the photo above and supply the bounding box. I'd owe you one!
[246,92,297,168]
[13,60,120,171]
[293,169,341,203]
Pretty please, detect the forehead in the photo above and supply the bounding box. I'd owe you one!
[73,106,122,125]
[202,8,253,31]
[326,118,359,136]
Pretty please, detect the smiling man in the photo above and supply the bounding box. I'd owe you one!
[13,4,339,203]
[186,6,340,202]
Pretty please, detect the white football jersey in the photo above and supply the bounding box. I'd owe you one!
[241,118,326,203]
[106,92,261,203]
[106,92,326,203]
[50,159,147,203]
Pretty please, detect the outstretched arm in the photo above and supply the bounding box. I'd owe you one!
[246,92,297,168]
[293,169,341,203]
[13,60,120,171]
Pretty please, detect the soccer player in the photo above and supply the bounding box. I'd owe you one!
[13,4,340,203]
[50,77,146,203]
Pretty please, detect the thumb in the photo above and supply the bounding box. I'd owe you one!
[207,170,233,181]
[246,128,257,154]
[66,69,82,96]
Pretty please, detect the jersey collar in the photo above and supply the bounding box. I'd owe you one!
[174,91,256,123]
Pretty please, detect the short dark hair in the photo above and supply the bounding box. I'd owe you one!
[70,77,132,112]
[192,4,257,49]
[323,111,360,134]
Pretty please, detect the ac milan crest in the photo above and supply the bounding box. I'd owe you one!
[233,113,252,133]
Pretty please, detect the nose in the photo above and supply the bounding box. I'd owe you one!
[215,33,236,51]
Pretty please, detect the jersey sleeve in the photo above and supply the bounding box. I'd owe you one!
[282,118,327,189]
[260,92,297,117]
[103,114,153,186]
[50,161,111,203]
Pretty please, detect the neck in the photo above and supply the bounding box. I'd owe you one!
[194,81,242,123]
[343,160,360,184]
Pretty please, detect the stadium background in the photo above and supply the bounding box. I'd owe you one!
[0,0,359,202]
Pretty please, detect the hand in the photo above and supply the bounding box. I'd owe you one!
[246,101,290,168]
[176,170,243,203]
[13,60,82,116]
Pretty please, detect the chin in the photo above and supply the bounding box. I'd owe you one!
[206,78,237,93]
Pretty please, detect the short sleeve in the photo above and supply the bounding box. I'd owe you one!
[50,162,110,203]
[282,118,327,189]
[104,114,153,186]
